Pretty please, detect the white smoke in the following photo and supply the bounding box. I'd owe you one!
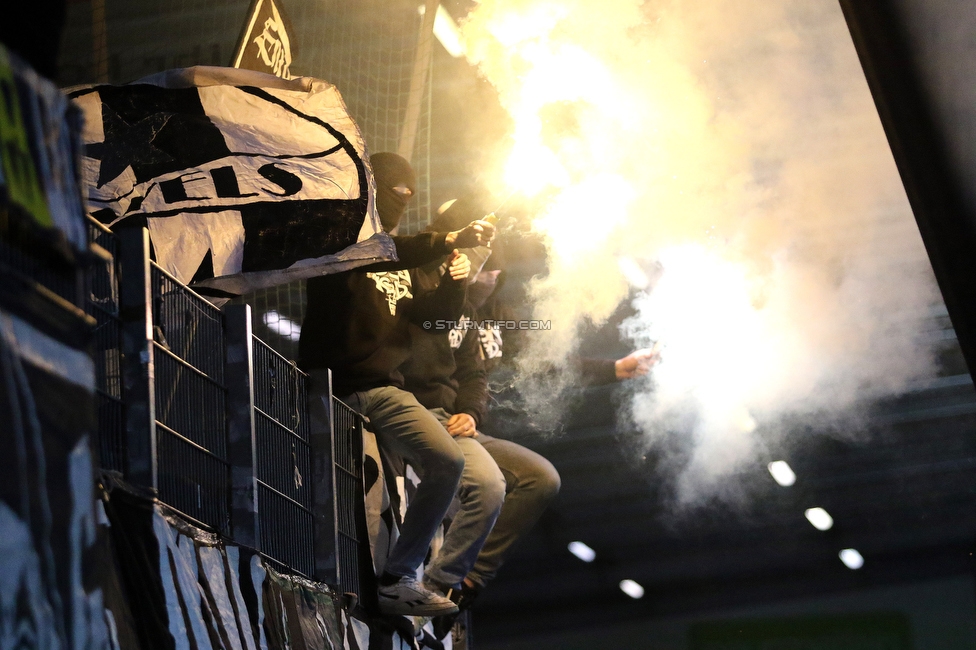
[461,0,941,503]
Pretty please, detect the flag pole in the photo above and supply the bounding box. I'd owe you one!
[398,0,440,162]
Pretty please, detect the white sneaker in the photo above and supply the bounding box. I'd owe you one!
[377,575,460,617]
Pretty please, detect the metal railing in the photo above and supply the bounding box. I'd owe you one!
[252,337,314,577]
[331,396,371,606]
[148,261,231,534]
[224,307,371,597]
[88,226,372,601]
[86,218,125,472]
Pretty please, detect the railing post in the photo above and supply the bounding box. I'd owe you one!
[116,226,156,490]
[307,368,340,584]
[225,304,259,549]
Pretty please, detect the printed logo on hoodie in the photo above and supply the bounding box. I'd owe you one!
[366,270,413,315]
[448,315,470,349]
[479,325,503,359]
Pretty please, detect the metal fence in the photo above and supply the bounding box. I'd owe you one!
[252,337,314,577]
[86,218,125,472]
[331,396,369,603]
[150,262,231,534]
[86,230,372,596]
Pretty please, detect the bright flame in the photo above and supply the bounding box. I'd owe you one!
[482,2,569,52]
[500,46,627,195]
[533,174,634,256]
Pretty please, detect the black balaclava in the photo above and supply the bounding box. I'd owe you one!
[370,152,417,232]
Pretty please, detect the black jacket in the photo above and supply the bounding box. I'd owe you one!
[298,232,465,396]
[475,296,618,386]
[401,265,489,424]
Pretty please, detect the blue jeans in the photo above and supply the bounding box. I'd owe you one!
[423,408,506,588]
[341,386,465,578]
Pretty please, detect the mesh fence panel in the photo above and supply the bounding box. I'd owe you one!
[331,397,366,600]
[286,0,433,234]
[150,263,230,533]
[156,425,232,534]
[59,0,435,360]
[251,337,315,577]
[59,0,246,87]
[86,219,125,472]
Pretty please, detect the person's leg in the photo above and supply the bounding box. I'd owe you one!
[466,434,560,588]
[344,387,466,579]
[423,409,506,589]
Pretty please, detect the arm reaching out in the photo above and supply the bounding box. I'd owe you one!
[446,219,496,249]
[614,343,662,380]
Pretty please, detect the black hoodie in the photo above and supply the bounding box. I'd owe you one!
[401,265,489,425]
[299,232,466,396]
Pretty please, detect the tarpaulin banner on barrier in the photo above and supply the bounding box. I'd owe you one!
[0,309,118,650]
[69,66,396,296]
[99,486,431,650]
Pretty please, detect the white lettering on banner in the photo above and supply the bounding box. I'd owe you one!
[90,153,357,219]
[79,80,362,222]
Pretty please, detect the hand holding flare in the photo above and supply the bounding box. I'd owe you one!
[614,341,663,380]
[446,219,496,248]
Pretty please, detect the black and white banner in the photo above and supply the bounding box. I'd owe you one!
[100,486,431,650]
[70,66,395,295]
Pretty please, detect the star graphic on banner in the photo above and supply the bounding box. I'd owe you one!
[85,104,175,188]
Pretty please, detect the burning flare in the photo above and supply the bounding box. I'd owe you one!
[461,0,940,502]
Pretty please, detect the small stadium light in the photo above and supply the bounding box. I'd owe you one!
[839,548,864,570]
[568,541,596,562]
[767,460,796,486]
[619,579,644,599]
[804,507,834,531]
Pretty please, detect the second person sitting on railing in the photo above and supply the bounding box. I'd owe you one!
[298,152,495,617]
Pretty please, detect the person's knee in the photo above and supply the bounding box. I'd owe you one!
[534,458,561,502]
[462,456,506,506]
[432,442,465,483]
[482,465,507,512]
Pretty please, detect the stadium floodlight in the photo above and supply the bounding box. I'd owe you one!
[568,541,596,562]
[619,579,645,599]
[767,460,796,486]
